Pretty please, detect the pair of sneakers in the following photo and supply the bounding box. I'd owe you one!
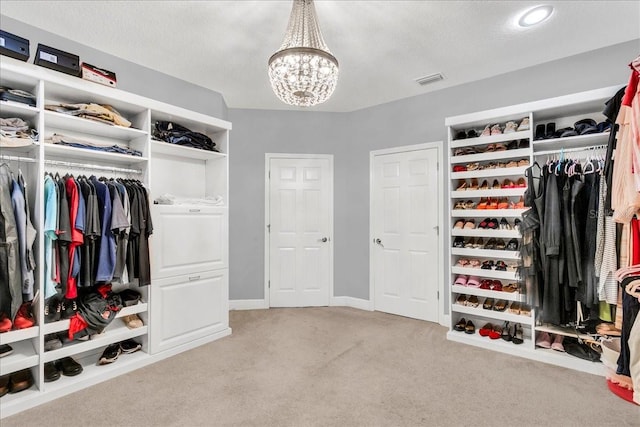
[44,296,77,323]
[98,339,142,365]
[2,303,36,330]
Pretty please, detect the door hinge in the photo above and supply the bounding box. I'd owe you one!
[433,225,439,235]
[437,291,440,300]
[436,161,439,171]
[268,171,271,179]
[268,280,271,288]
[267,224,270,233]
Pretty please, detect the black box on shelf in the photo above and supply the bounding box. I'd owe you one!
[81,62,117,88]
[34,44,80,76]
[0,30,30,62]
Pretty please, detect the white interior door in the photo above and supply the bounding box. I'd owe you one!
[371,147,440,321]
[268,156,332,307]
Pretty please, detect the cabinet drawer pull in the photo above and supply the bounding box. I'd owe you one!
[188,275,201,281]
[189,208,201,213]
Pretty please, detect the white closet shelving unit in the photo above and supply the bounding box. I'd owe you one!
[0,56,231,417]
[445,85,622,375]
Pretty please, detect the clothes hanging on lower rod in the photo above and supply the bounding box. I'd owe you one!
[0,163,37,323]
[43,172,153,306]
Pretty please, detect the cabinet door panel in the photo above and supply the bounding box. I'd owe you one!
[150,270,228,354]
[151,206,228,278]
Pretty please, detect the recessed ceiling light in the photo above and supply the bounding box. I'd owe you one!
[518,5,553,27]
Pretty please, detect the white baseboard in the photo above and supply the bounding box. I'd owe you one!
[330,296,373,311]
[229,299,268,310]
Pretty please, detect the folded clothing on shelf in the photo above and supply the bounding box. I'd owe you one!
[153,120,218,152]
[0,117,38,147]
[0,86,36,107]
[46,133,142,156]
[154,193,224,206]
[45,103,131,127]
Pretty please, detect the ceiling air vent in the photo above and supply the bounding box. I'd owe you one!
[415,73,444,86]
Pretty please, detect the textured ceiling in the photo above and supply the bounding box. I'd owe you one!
[1,1,639,112]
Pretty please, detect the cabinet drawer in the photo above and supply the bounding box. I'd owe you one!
[151,205,228,278]
[149,269,228,354]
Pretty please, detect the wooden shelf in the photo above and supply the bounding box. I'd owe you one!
[44,143,148,166]
[451,166,529,179]
[0,100,39,118]
[42,323,148,363]
[450,208,526,218]
[451,187,526,198]
[42,303,148,335]
[0,339,39,376]
[151,139,225,160]
[451,266,518,281]
[450,130,531,149]
[450,148,531,164]
[451,284,523,302]
[0,326,39,345]
[451,228,520,238]
[451,247,521,260]
[44,110,147,140]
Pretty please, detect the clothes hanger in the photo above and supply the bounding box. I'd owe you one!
[625,279,640,300]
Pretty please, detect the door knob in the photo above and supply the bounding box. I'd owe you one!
[321,237,329,242]
[374,238,384,247]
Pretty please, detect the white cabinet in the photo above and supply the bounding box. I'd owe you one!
[150,270,229,354]
[445,85,621,376]
[0,56,231,417]
[151,206,228,278]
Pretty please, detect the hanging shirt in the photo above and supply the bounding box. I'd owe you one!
[43,175,58,299]
[11,178,34,299]
[91,176,115,282]
[64,176,84,298]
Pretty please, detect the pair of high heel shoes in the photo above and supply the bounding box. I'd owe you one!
[500,321,524,344]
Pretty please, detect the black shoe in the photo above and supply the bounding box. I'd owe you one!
[44,296,61,323]
[8,369,34,393]
[98,344,122,365]
[0,344,13,358]
[43,362,61,382]
[61,298,78,319]
[44,333,63,351]
[506,238,519,251]
[534,124,545,140]
[120,339,142,354]
[0,374,9,397]
[544,122,556,139]
[56,357,83,376]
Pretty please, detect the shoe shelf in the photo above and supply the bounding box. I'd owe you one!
[451,247,521,260]
[451,266,518,281]
[452,304,534,325]
[532,347,604,376]
[0,340,39,376]
[449,130,531,149]
[451,285,524,302]
[450,208,527,218]
[42,323,148,363]
[42,349,151,394]
[0,327,39,346]
[0,384,39,408]
[0,100,40,118]
[42,302,148,335]
[43,143,149,166]
[532,132,610,153]
[451,229,520,238]
[450,148,531,164]
[447,330,533,353]
[535,324,597,341]
[451,166,529,179]
[451,188,526,198]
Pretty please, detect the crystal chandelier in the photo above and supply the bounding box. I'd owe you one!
[268,0,339,107]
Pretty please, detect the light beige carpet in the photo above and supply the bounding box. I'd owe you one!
[3,307,639,426]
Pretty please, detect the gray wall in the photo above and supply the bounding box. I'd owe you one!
[0,15,228,119]
[229,38,639,301]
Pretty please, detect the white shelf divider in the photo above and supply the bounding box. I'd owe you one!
[451,284,524,302]
[452,304,534,325]
[42,303,148,335]
[451,247,521,260]
[0,100,40,118]
[0,339,39,376]
[44,110,148,140]
[150,139,226,160]
[0,326,39,345]
[451,266,519,281]
[451,187,526,198]
[450,130,530,149]
[450,208,526,218]
[451,166,529,179]
[451,228,520,238]
[450,148,531,164]
[43,143,148,166]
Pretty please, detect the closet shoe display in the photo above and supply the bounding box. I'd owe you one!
[9,369,34,393]
[0,374,9,397]
[517,117,530,131]
[123,314,144,329]
[512,324,524,345]
[98,343,122,365]
[13,302,35,329]
[0,344,13,357]
[501,322,512,341]
[57,357,83,376]
[120,339,142,354]
[44,296,62,323]
[464,320,476,334]
[454,318,467,332]
[61,298,78,320]
[0,312,13,332]
[489,324,502,340]
[535,332,551,349]
[479,322,493,337]
[44,362,61,383]
[44,333,63,351]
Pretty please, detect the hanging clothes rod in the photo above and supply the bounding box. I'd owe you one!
[0,154,38,163]
[534,144,608,157]
[44,159,142,174]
